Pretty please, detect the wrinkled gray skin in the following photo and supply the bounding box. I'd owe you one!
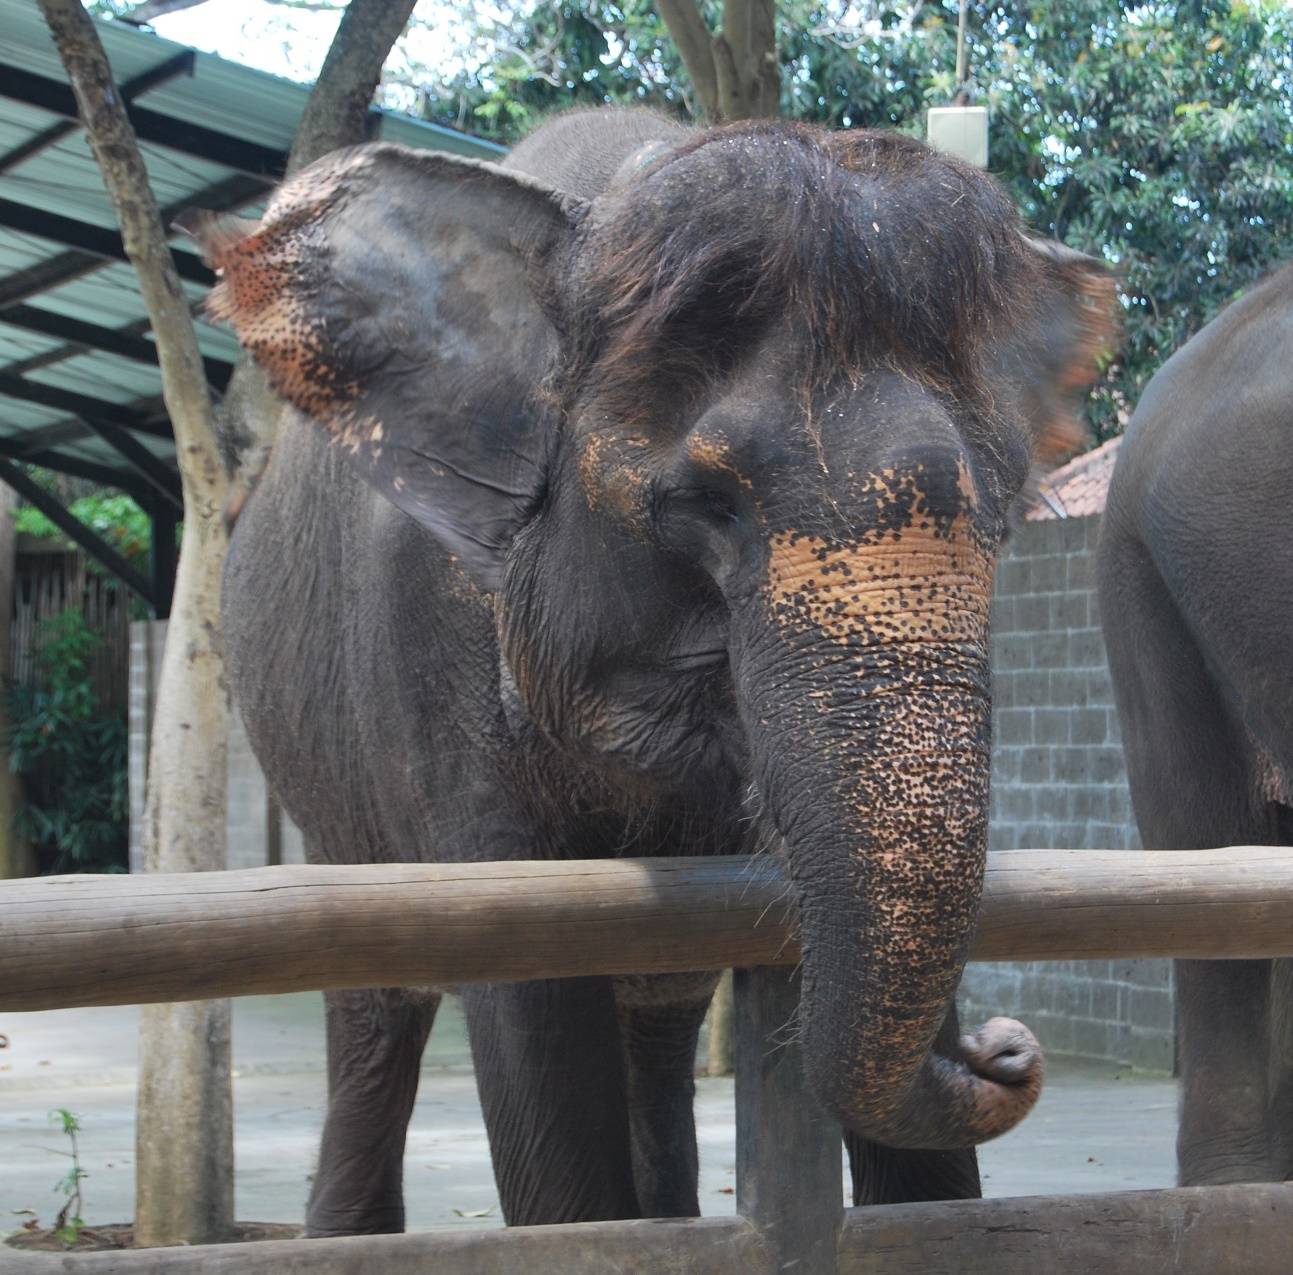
[1099,264,1293,1187]
[220,107,1109,1235]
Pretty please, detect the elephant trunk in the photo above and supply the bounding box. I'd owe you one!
[733,505,1043,1149]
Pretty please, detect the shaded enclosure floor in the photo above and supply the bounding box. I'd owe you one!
[0,995,1176,1237]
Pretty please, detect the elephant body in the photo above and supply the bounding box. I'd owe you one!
[1098,263,1293,1185]
[217,107,1114,1234]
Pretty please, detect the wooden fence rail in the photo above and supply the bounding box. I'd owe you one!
[4,846,1293,1012]
[10,1187,1293,1273]
[7,846,1293,1272]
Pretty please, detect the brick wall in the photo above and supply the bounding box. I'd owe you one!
[958,515,1175,1072]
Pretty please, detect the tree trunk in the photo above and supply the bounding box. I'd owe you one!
[656,0,780,121]
[0,482,32,881]
[41,0,416,1243]
[39,0,232,1244]
[133,516,232,1244]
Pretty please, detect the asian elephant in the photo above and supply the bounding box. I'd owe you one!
[203,107,1115,1235]
[1098,263,1293,1186]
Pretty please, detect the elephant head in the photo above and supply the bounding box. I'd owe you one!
[197,122,1115,1150]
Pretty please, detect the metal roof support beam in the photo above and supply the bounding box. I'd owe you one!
[0,457,155,604]
[0,372,171,437]
[0,302,234,390]
[0,198,212,286]
[78,418,181,510]
[0,417,178,505]
[0,172,268,311]
[0,50,195,176]
[0,436,150,496]
[1,417,96,452]
[0,66,287,180]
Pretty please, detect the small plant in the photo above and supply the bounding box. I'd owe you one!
[48,1108,87,1248]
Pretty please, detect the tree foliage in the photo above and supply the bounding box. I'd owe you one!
[7,610,128,876]
[422,0,1293,441]
[13,490,152,563]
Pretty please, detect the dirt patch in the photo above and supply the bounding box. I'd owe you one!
[5,1221,302,1252]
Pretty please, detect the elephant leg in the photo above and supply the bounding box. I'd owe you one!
[1101,549,1278,1185]
[464,977,639,1225]
[306,987,438,1236]
[614,971,720,1218]
[845,1003,981,1204]
[1176,960,1276,1183]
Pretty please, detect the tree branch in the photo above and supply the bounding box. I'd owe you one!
[39,0,224,515]
[748,0,779,115]
[655,0,720,120]
[718,0,778,117]
[224,0,417,501]
[286,0,417,174]
[121,0,211,25]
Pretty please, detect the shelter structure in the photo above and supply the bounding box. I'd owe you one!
[0,0,502,617]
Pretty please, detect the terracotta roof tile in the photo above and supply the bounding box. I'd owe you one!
[1024,436,1122,521]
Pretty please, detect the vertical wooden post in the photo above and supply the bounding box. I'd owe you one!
[735,965,842,1273]
[264,790,283,868]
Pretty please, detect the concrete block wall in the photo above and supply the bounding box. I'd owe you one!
[958,515,1175,1072]
[128,621,304,873]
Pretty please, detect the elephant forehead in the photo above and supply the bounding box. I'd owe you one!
[577,431,653,520]
[685,430,752,487]
[764,521,993,645]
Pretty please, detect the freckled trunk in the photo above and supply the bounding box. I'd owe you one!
[734,529,1041,1149]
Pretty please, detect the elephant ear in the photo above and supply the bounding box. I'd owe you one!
[188,144,588,590]
[1001,238,1119,467]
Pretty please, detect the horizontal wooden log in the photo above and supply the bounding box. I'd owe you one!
[4,847,1293,1012]
[1,1217,768,1274]
[11,1187,1293,1273]
[839,1184,1293,1274]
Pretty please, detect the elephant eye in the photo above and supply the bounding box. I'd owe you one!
[663,486,739,524]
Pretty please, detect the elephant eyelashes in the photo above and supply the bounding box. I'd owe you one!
[652,487,745,565]
[677,488,740,523]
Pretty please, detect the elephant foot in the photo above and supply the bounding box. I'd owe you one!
[305,1204,406,1238]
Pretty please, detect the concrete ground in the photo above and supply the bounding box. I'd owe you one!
[0,995,1177,1241]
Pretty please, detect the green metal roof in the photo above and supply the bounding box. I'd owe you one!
[0,0,504,499]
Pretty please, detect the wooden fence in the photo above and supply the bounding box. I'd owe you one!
[4,847,1293,1273]
[12,539,131,711]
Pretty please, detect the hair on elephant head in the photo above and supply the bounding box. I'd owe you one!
[197,114,1115,1156]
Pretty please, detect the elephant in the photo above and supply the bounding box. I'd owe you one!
[1098,263,1293,1186]
[202,106,1116,1235]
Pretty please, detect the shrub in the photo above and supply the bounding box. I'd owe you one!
[7,610,128,875]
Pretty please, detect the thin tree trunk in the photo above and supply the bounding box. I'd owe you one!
[38,0,231,1245]
[40,0,414,1244]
